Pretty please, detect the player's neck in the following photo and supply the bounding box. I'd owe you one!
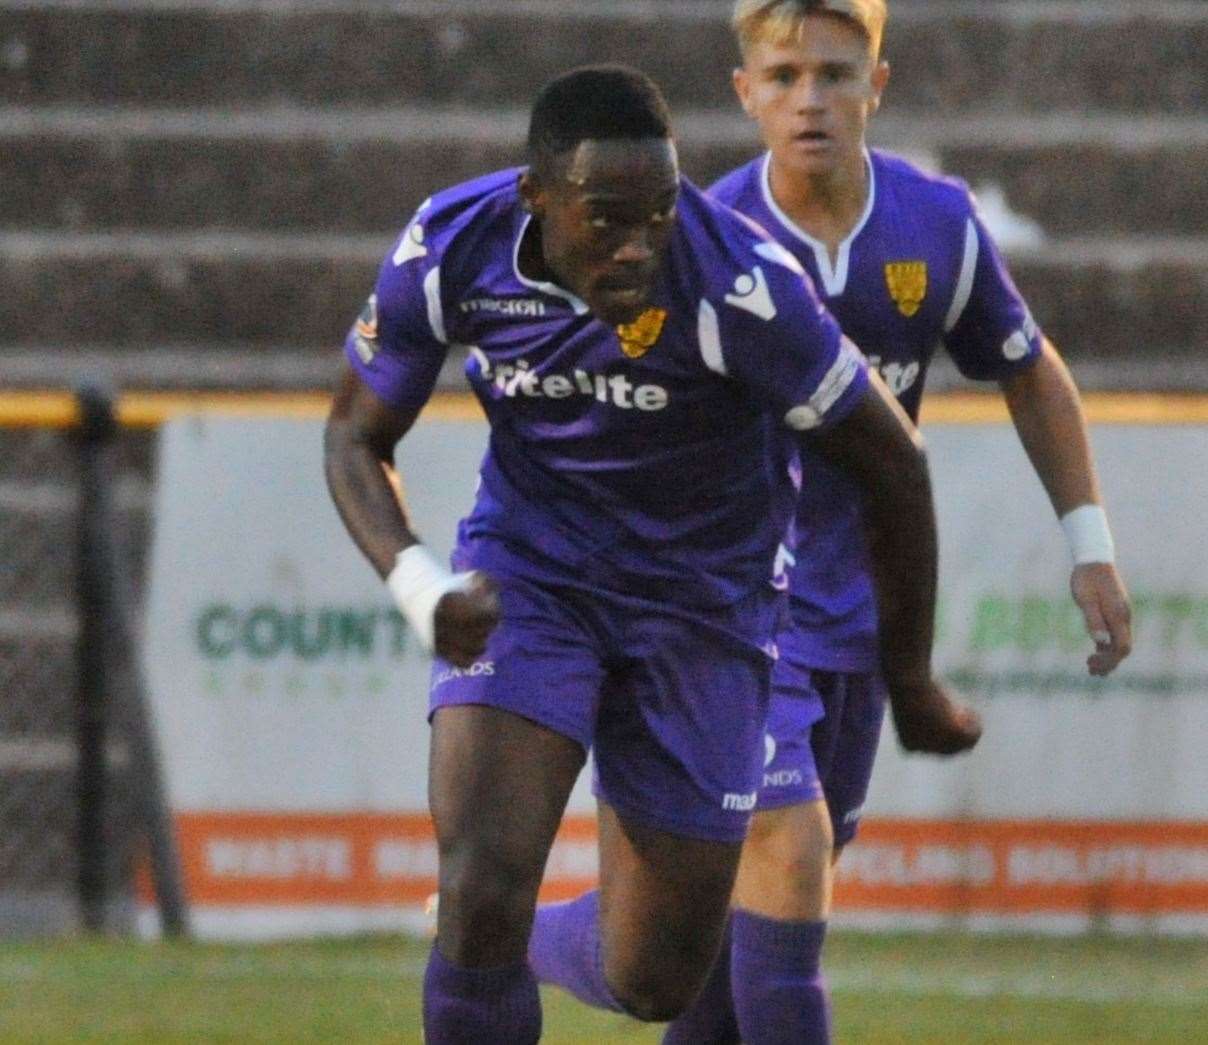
[517,216,554,284]
[768,152,868,262]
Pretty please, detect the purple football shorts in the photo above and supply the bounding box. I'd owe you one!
[757,661,886,847]
[428,570,778,844]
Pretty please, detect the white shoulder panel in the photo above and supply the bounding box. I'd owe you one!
[423,265,448,345]
[697,298,727,376]
[943,217,979,334]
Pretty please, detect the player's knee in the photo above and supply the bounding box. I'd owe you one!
[607,963,700,1023]
[737,804,835,917]
[604,923,718,1022]
[753,819,831,866]
[437,842,542,961]
[780,840,833,894]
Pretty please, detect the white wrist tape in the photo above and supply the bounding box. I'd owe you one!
[386,545,475,652]
[1060,504,1115,565]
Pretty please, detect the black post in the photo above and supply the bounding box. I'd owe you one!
[74,384,190,937]
[111,578,191,938]
[75,383,119,932]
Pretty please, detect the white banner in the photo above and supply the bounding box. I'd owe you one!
[139,413,1208,937]
[883,424,1208,820]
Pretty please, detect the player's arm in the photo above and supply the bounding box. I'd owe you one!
[324,364,498,668]
[324,363,422,577]
[947,199,1131,676]
[999,338,1132,675]
[804,371,981,755]
[715,243,977,754]
[325,218,500,668]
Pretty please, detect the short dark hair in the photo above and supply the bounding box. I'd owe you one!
[527,65,673,175]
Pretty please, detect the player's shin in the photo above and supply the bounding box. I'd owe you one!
[661,915,740,1045]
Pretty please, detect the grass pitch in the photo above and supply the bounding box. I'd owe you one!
[0,930,1204,1042]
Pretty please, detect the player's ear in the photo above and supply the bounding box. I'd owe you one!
[868,60,890,114]
[733,66,756,117]
[518,171,545,218]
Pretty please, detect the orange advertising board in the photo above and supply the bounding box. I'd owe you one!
[141,812,599,908]
[833,819,1208,917]
[144,814,1208,922]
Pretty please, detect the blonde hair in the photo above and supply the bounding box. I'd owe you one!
[732,0,886,61]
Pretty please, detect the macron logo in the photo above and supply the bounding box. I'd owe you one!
[393,197,432,265]
[722,791,757,812]
[393,222,428,265]
[724,266,776,321]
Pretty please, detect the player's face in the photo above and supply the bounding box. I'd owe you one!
[522,138,679,326]
[734,15,888,180]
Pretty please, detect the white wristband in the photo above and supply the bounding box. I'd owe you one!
[386,545,475,652]
[1060,505,1115,565]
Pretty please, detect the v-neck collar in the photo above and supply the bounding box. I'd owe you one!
[759,150,876,298]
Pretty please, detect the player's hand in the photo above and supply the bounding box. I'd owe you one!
[888,679,982,755]
[433,571,500,668]
[1071,562,1132,677]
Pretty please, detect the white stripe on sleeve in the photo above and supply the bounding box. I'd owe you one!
[423,265,447,345]
[697,299,727,376]
[943,217,979,334]
[785,335,863,431]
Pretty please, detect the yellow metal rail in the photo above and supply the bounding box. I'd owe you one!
[0,390,483,428]
[2,389,1208,428]
[919,392,1208,426]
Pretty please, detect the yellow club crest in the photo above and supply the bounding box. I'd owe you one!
[884,261,927,318]
[616,307,667,359]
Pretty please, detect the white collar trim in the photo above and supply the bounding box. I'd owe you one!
[758,150,876,297]
[512,213,590,315]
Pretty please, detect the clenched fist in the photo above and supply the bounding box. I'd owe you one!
[888,679,982,755]
[434,572,501,668]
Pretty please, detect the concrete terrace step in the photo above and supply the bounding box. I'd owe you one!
[5,342,1208,396]
[3,230,1206,367]
[2,0,1205,113]
[0,341,467,392]
[4,107,1204,236]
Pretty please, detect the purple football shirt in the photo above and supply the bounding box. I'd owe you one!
[711,149,1043,670]
[346,167,870,616]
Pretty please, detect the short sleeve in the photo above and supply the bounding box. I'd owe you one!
[942,204,1043,381]
[698,246,870,431]
[344,213,450,413]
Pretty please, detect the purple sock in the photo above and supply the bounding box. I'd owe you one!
[730,909,831,1045]
[422,945,541,1044]
[527,890,625,1013]
[661,915,740,1044]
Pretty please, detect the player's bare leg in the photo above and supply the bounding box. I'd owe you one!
[597,802,743,1020]
[663,799,837,1045]
[529,801,743,1023]
[425,704,585,1043]
[732,800,834,919]
[723,800,836,1045]
[663,799,835,1045]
